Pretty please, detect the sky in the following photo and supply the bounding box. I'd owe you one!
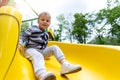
[14,0,107,26]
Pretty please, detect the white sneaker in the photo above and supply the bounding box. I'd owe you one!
[40,72,56,80]
[61,62,82,75]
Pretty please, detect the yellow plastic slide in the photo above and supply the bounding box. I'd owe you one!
[0,6,120,80]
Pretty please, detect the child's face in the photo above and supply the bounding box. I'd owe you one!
[38,14,51,30]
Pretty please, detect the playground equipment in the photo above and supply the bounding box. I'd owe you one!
[0,6,120,80]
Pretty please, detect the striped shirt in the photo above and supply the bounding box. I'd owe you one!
[19,25,49,50]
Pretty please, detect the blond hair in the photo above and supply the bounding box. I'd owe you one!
[38,12,51,19]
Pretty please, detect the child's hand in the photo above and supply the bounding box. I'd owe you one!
[45,57,50,60]
[18,44,22,53]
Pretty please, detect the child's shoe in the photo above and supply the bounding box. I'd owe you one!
[38,72,56,80]
[60,62,82,75]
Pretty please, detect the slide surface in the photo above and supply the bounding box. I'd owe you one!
[47,41,120,80]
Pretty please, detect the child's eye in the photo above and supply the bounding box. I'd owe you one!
[41,19,44,21]
[47,20,50,22]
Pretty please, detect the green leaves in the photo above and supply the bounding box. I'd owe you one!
[72,13,90,43]
[20,22,29,34]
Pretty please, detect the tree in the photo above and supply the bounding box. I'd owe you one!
[20,22,29,34]
[54,14,70,41]
[89,0,120,45]
[72,13,91,43]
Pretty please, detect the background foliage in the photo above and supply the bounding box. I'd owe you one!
[21,0,120,45]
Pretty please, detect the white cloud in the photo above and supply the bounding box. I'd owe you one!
[84,0,107,12]
[15,0,107,26]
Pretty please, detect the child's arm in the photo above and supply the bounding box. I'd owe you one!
[18,44,22,53]
[18,27,32,53]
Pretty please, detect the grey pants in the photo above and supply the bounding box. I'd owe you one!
[24,45,65,77]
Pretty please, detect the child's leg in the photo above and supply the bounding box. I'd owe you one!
[25,48,56,80]
[25,48,46,76]
[42,45,65,63]
[42,45,82,75]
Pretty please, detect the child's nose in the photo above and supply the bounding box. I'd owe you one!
[43,21,47,23]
